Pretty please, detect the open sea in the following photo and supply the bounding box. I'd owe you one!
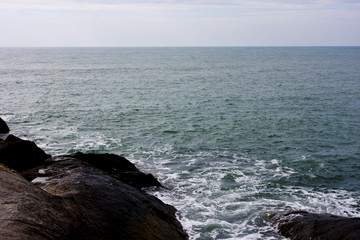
[1,47,359,239]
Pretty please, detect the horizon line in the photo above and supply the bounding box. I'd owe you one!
[1,45,360,48]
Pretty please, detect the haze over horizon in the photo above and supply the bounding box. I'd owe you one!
[0,0,359,47]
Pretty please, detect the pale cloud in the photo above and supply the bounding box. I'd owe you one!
[0,0,359,46]
[0,0,359,11]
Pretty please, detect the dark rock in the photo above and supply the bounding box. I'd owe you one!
[0,163,78,240]
[0,117,10,133]
[115,171,163,189]
[0,155,188,240]
[71,152,138,172]
[69,152,162,189]
[0,135,50,171]
[267,210,360,240]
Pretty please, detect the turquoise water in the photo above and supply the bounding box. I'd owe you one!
[1,47,360,239]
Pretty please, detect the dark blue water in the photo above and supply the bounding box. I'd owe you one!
[1,47,359,239]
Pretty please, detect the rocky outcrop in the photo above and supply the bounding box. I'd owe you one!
[0,134,50,171]
[0,152,188,240]
[0,117,10,133]
[70,152,162,189]
[0,117,188,240]
[268,210,360,240]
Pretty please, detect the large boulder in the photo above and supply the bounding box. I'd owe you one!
[0,135,50,171]
[268,210,360,240]
[0,155,188,240]
[0,117,10,133]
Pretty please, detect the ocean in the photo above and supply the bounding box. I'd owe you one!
[1,47,359,239]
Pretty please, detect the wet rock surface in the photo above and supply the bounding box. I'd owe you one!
[268,210,360,240]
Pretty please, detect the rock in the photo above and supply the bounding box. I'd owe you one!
[0,122,187,239]
[0,155,188,240]
[71,152,138,171]
[0,135,51,171]
[267,210,360,240]
[0,117,10,133]
[0,163,78,240]
[70,152,162,189]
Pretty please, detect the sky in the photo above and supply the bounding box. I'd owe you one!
[0,0,359,47]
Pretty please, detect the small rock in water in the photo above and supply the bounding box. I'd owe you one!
[267,210,360,240]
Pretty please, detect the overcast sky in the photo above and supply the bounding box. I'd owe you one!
[0,0,359,46]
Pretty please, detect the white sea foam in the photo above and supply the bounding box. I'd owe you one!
[143,149,360,239]
[31,176,49,184]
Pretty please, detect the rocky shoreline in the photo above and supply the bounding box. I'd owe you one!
[0,118,188,240]
[1,117,360,240]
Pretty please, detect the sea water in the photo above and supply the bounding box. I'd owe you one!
[1,47,359,239]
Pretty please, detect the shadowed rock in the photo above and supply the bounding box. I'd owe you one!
[0,117,10,133]
[268,210,360,240]
[70,152,162,189]
[0,155,188,240]
[0,135,50,171]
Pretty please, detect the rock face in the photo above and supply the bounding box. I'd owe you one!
[70,152,162,189]
[268,210,360,240]
[0,163,75,240]
[0,134,50,171]
[0,134,188,239]
[0,117,10,133]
